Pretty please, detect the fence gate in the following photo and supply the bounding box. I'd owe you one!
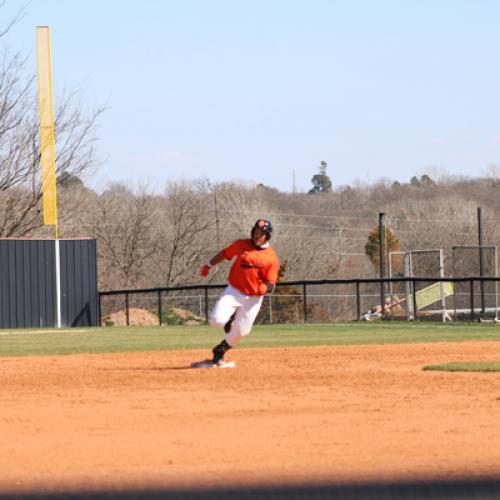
[0,239,98,328]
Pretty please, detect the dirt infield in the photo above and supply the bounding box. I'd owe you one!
[1,341,500,493]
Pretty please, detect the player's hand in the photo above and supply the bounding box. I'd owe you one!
[200,264,211,277]
[259,282,275,295]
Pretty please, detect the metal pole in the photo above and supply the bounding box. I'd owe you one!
[204,287,209,324]
[412,279,417,321]
[303,283,307,322]
[495,247,499,321]
[379,213,386,316]
[54,239,62,328]
[158,290,162,326]
[470,279,475,321]
[268,295,273,324]
[388,251,394,307]
[452,246,457,320]
[356,281,360,320]
[439,249,446,323]
[98,293,102,327]
[405,252,412,320]
[478,207,485,315]
[125,292,130,326]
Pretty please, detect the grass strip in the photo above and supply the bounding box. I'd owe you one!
[1,322,500,357]
[423,362,500,372]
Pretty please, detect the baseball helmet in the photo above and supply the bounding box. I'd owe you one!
[251,218,273,241]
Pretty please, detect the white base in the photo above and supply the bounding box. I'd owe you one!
[190,360,236,369]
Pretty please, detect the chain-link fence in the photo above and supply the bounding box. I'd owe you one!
[99,277,500,326]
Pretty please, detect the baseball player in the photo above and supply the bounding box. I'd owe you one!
[199,219,280,366]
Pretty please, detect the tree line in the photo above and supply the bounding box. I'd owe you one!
[4,172,500,291]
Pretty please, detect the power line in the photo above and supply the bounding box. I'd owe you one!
[278,234,369,242]
[214,209,379,222]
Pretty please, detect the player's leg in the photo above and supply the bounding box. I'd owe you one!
[224,295,263,346]
[210,286,246,364]
[224,311,236,333]
[209,286,240,329]
[211,296,262,365]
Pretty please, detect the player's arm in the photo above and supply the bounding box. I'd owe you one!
[200,250,226,277]
[207,251,227,268]
[200,240,243,277]
[259,256,279,294]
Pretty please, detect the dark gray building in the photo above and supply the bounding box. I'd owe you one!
[0,239,98,328]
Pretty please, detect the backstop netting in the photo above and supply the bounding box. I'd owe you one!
[388,249,450,321]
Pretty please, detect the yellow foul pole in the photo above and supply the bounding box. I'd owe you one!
[36,26,62,328]
[36,26,59,238]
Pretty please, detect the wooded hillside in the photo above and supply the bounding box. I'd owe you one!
[19,174,500,290]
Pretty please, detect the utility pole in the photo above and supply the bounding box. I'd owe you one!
[379,212,386,316]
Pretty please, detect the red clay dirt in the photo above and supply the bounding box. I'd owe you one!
[1,341,500,493]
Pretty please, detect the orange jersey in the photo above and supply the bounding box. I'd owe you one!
[223,239,280,296]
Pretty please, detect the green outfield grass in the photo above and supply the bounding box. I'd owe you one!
[423,362,500,372]
[0,321,500,357]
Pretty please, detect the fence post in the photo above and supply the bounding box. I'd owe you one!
[204,287,209,324]
[355,281,360,320]
[470,279,475,321]
[125,292,130,326]
[303,283,308,323]
[412,279,417,321]
[98,293,102,326]
[268,294,273,324]
[158,290,162,326]
[478,207,485,316]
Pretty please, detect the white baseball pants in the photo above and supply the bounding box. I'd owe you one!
[210,285,263,346]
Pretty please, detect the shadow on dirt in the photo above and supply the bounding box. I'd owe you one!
[2,477,500,499]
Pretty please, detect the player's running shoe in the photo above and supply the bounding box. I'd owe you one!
[212,339,232,364]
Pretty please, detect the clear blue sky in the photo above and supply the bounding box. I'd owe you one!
[2,0,500,192]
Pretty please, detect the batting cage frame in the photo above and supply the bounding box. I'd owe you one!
[388,249,451,323]
[452,245,499,322]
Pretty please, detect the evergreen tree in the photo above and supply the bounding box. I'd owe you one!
[309,161,332,194]
[365,227,401,271]
[420,174,435,186]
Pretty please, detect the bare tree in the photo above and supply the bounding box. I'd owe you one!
[0,10,104,237]
[91,183,160,290]
[482,164,500,187]
[156,181,213,287]
[0,2,27,38]
[213,182,270,238]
